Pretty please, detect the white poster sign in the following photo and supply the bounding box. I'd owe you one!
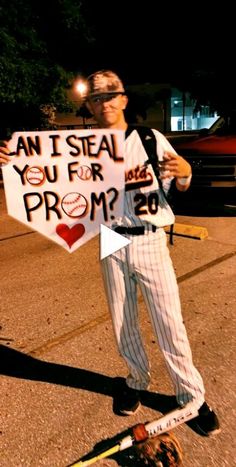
[2,129,125,252]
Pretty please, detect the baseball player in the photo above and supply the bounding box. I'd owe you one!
[84,70,220,437]
[0,70,220,438]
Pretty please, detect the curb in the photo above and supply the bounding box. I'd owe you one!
[164,223,208,240]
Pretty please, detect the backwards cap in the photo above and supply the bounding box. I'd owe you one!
[86,70,125,97]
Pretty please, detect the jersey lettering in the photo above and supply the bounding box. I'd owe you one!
[134,193,159,216]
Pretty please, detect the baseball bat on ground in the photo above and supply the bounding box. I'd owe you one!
[68,402,198,466]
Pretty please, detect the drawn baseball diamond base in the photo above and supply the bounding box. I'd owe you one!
[2,128,126,253]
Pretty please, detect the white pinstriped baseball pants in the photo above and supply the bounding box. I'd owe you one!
[101,227,205,407]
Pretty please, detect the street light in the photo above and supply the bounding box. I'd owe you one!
[76,80,87,98]
[75,79,88,127]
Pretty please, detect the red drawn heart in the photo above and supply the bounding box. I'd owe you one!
[56,223,85,249]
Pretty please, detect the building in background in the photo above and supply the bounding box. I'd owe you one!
[54,82,219,133]
[171,88,219,132]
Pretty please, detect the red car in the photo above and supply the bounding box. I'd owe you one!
[167,117,236,190]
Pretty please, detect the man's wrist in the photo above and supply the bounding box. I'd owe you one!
[177,173,192,185]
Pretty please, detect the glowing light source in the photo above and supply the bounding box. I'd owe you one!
[75,80,87,97]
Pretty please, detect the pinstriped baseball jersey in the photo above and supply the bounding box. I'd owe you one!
[112,128,176,229]
[102,126,205,408]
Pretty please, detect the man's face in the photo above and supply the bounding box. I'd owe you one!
[86,92,128,128]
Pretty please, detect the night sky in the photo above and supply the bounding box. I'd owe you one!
[75,1,235,86]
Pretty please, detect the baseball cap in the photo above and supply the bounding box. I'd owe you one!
[86,70,125,98]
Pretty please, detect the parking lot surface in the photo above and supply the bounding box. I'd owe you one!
[1,185,236,466]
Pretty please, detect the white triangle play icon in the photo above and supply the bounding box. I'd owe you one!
[100,224,131,260]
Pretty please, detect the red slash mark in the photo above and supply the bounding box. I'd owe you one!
[56,223,85,249]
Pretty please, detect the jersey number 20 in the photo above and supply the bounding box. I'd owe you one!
[134,193,159,216]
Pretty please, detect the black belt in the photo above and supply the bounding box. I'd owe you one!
[114,225,156,235]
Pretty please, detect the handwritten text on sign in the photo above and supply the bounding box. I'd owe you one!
[3,129,125,252]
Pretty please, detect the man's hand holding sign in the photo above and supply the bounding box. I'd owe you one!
[1,129,125,252]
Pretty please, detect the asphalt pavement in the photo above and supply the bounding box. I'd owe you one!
[1,184,236,467]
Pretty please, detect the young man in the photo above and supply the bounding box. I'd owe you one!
[85,70,220,437]
[0,70,220,437]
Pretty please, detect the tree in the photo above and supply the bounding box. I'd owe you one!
[0,0,93,133]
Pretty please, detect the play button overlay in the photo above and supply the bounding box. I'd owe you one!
[100,224,131,260]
